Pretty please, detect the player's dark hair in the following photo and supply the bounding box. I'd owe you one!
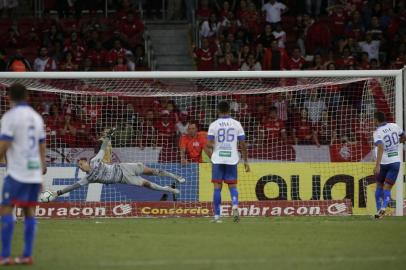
[374,111,386,123]
[217,101,230,114]
[7,83,28,102]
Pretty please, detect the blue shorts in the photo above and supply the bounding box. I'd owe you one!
[212,164,238,184]
[1,175,41,207]
[376,162,400,185]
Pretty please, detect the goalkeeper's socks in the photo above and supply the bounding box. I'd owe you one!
[213,188,222,216]
[375,186,383,211]
[229,187,239,207]
[1,214,14,257]
[23,217,36,257]
[382,189,391,209]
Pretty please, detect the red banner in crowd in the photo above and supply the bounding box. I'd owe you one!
[16,200,352,218]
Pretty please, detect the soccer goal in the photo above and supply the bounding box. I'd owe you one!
[0,70,404,217]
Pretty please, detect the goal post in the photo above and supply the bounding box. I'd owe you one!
[0,70,403,217]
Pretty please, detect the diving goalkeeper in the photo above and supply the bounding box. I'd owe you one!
[45,129,184,201]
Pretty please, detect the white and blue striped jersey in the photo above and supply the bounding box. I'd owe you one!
[373,122,404,164]
[207,116,245,165]
[0,103,45,183]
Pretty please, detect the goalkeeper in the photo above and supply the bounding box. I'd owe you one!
[46,129,184,201]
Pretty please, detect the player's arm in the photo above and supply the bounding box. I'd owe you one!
[374,134,384,175]
[39,141,47,175]
[179,136,188,165]
[237,123,250,172]
[0,140,11,161]
[56,177,89,197]
[91,137,111,163]
[204,124,215,158]
[239,140,250,172]
[400,132,406,143]
[204,138,214,158]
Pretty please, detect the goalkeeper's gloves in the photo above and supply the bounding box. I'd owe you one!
[103,127,117,139]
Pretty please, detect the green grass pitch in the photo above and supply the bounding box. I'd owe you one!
[9,216,406,270]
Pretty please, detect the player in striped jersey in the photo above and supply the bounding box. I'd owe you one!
[45,129,185,201]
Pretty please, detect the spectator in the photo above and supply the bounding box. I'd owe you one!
[358,32,380,61]
[240,53,262,71]
[310,53,324,70]
[87,41,108,69]
[138,109,156,148]
[272,93,289,122]
[43,24,64,48]
[272,23,286,48]
[33,47,57,72]
[335,46,355,69]
[5,27,21,50]
[0,50,7,71]
[218,52,239,70]
[119,11,145,39]
[42,111,59,146]
[262,0,288,25]
[328,5,347,38]
[256,24,274,48]
[315,109,337,145]
[155,110,176,136]
[6,49,31,71]
[112,56,128,71]
[193,38,216,71]
[0,0,18,17]
[81,57,94,71]
[59,51,79,71]
[107,39,129,66]
[252,103,267,124]
[358,52,371,69]
[59,113,79,147]
[288,47,306,70]
[196,0,213,21]
[176,111,189,135]
[179,123,207,164]
[67,40,86,64]
[262,39,289,70]
[200,13,221,38]
[133,45,148,69]
[293,108,319,146]
[306,0,322,17]
[303,90,326,123]
[261,106,287,144]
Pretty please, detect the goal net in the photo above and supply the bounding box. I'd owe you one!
[0,71,403,218]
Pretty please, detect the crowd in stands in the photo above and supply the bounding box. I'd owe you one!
[193,0,406,71]
[0,0,148,72]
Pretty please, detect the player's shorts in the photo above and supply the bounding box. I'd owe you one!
[376,162,400,185]
[212,164,238,184]
[1,175,41,207]
[120,163,146,186]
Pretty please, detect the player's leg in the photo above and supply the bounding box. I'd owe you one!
[211,164,224,223]
[0,205,15,265]
[374,165,385,212]
[225,165,239,222]
[14,183,41,265]
[375,162,400,219]
[0,176,18,265]
[14,207,36,265]
[141,179,180,194]
[143,166,185,183]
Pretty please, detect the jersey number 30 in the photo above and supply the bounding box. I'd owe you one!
[383,132,399,147]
